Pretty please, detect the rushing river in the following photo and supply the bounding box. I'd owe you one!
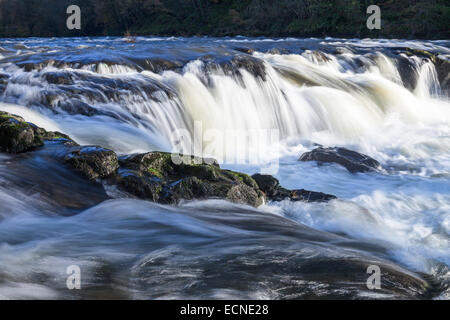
[0,36,449,299]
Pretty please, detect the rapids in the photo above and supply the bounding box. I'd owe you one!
[0,36,449,299]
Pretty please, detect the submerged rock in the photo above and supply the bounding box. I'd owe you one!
[251,173,336,203]
[299,147,381,173]
[64,146,119,180]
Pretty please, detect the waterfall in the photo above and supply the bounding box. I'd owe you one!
[0,43,448,162]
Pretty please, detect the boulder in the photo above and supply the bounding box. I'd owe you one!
[400,48,450,94]
[64,146,119,180]
[0,111,78,154]
[251,174,289,201]
[43,71,74,85]
[233,47,254,55]
[0,112,44,153]
[115,170,162,202]
[299,147,381,173]
[116,152,265,207]
[290,189,337,202]
[206,55,267,81]
[252,173,336,203]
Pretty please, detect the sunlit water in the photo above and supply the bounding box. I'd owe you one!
[0,36,449,299]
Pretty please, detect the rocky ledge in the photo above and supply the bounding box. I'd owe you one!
[0,111,338,207]
[299,146,381,173]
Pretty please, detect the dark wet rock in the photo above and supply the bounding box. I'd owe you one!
[274,66,319,87]
[251,174,285,198]
[430,173,450,179]
[233,47,254,55]
[229,55,266,81]
[16,59,124,73]
[305,50,332,64]
[39,130,77,145]
[115,170,162,202]
[435,57,450,94]
[0,112,44,153]
[133,58,184,73]
[17,60,61,72]
[300,147,381,173]
[116,151,264,207]
[64,146,119,180]
[266,48,290,55]
[252,173,336,203]
[399,48,450,94]
[165,176,262,207]
[119,152,219,178]
[56,99,99,116]
[290,189,337,202]
[404,48,438,63]
[0,73,8,94]
[0,111,77,153]
[43,71,74,85]
[206,55,266,81]
[0,72,8,83]
[395,55,419,91]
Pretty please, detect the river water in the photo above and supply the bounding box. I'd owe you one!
[0,36,449,299]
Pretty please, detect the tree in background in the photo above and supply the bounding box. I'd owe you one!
[0,0,448,39]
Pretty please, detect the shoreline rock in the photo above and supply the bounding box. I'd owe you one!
[299,146,381,173]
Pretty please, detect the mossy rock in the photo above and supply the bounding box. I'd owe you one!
[0,111,78,154]
[163,176,264,207]
[0,111,44,153]
[115,170,162,202]
[64,146,119,180]
[120,151,219,179]
[117,151,264,207]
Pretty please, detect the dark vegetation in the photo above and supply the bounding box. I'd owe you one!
[0,0,448,39]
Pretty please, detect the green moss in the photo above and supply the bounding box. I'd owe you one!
[155,185,163,194]
[147,167,164,179]
[226,170,251,182]
[229,171,244,182]
[0,120,30,132]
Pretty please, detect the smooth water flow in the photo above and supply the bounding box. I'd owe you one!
[0,37,449,299]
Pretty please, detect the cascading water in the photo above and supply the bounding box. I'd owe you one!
[0,37,449,299]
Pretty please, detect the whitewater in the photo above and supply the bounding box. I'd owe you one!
[0,36,448,299]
